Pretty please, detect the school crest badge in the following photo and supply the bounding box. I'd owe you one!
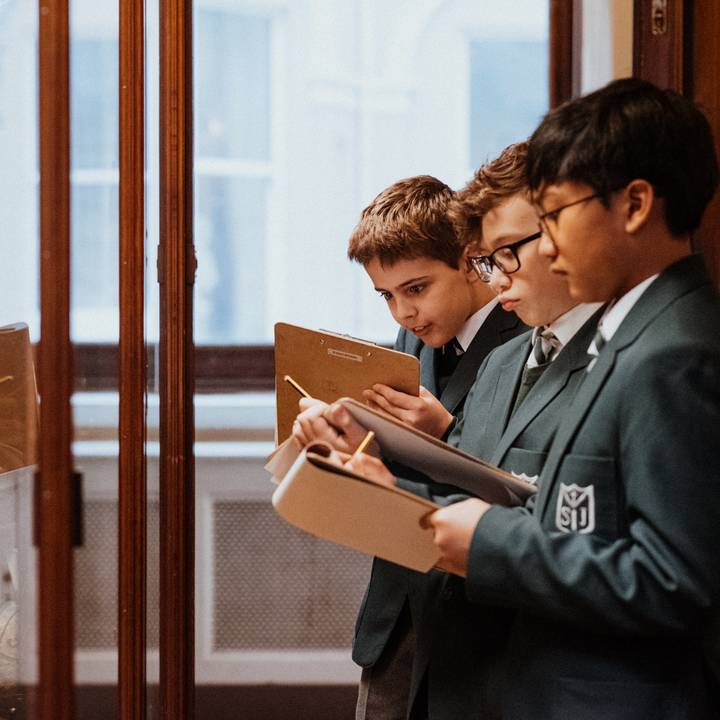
[555,483,595,534]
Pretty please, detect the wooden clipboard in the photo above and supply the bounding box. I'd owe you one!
[271,442,440,572]
[274,322,420,444]
[0,323,39,474]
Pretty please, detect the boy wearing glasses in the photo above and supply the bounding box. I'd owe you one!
[423,78,720,719]
[293,174,526,720]
[345,141,601,719]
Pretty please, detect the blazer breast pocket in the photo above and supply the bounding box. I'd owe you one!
[547,676,685,720]
[502,446,547,487]
[547,453,619,540]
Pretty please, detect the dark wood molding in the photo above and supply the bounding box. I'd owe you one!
[118,0,147,718]
[687,1,720,287]
[633,0,686,91]
[159,0,196,717]
[37,0,74,718]
[74,343,275,393]
[549,0,577,107]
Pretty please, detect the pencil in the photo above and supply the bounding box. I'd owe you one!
[349,430,375,463]
[284,374,311,399]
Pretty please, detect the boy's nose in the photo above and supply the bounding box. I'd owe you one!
[395,297,416,320]
[489,267,511,293]
[538,227,557,259]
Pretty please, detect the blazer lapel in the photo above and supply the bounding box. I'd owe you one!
[535,255,711,517]
[481,348,529,458]
[439,304,524,414]
[491,308,602,466]
[420,343,439,398]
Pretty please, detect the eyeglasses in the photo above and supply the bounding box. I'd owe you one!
[467,231,542,283]
[536,192,602,233]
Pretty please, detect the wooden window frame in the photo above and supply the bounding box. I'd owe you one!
[74,1,576,397]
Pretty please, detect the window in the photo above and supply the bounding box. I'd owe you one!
[1,0,551,389]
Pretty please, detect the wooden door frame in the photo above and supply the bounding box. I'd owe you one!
[118,0,148,718]
[632,0,720,286]
[159,0,196,718]
[37,0,74,718]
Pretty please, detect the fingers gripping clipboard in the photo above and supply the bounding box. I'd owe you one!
[274,322,420,444]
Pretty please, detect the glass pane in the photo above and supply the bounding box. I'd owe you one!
[191,0,549,346]
[70,0,120,716]
[193,1,548,717]
[0,1,39,717]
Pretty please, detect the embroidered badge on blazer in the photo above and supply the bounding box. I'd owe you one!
[555,483,595,533]
[511,470,539,485]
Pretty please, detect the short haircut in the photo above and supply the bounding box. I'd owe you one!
[527,77,719,236]
[449,141,529,248]
[347,175,462,268]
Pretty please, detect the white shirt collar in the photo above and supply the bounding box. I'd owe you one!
[527,302,603,368]
[588,274,659,356]
[455,297,499,352]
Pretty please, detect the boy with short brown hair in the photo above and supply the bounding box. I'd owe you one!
[292,173,526,720]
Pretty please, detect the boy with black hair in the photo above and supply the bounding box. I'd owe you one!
[293,174,526,720]
[424,78,720,719]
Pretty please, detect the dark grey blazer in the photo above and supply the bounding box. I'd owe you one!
[465,255,720,720]
[352,303,527,668]
[406,304,603,720]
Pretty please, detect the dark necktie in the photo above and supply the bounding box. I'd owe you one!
[437,338,463,394]
[511,329,559,415]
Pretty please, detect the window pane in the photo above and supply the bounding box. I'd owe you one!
[195,10,271,160]
[193,0,549,345]
[469,39,548,168]
[71,39,118,170]
[195,176,269,342]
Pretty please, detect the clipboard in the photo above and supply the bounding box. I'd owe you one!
[274,322,420,444]
[0,323,39,474]
[271,441,441,572]
[338,398,536,506]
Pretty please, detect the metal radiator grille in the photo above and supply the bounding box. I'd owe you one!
[213,501,371,650]
[75,500,161,649]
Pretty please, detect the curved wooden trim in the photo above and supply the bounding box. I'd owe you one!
[159,0,196,717]
[37,0,74,717]
[549,0,577,107]
[633,0,686,92]
[118,0,147,718]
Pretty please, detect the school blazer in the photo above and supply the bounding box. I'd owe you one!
[406,305,603,720]
[351,303,526,669]
[465,255,720,720]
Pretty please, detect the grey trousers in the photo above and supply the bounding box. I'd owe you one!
[355,605,415,720]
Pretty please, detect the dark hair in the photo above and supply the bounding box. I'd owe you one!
[347,176,462,268]
[449,141,528,248]
[527,78,719,235]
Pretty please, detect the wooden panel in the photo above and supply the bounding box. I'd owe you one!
[687,1,720,287]
[118,0,147,718]
[632,0,686,91]
[37,0,74,718]
[159,0,196,717]
[549,0,577,106]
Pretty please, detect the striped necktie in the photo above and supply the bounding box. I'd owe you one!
[511,328,560,415]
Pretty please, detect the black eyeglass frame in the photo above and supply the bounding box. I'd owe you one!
[467,230,542,283]
[535,192,603,232]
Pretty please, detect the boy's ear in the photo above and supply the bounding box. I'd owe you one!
[623,179,655,234]
[460,247,480,283]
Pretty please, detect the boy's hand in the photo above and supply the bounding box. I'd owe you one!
[421,499,491,577]
[292,399,372,455]
[362,384,454,438]
[292,398,337,449]
[345,451,396,488]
